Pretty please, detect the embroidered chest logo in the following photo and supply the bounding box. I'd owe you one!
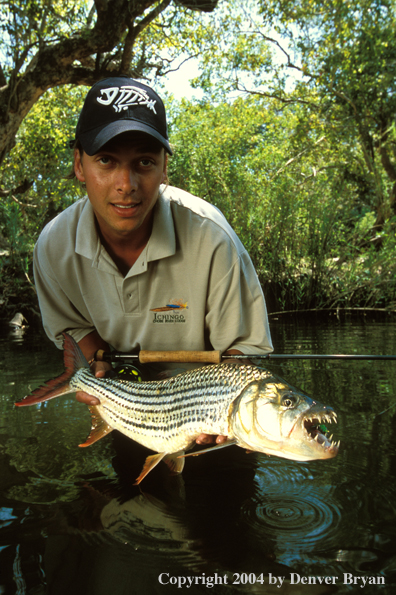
[97,86,157,114]
[150,300,188,324]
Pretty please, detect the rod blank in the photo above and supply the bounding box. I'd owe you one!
[95,349,396,364]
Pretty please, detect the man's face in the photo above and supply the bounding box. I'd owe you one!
[74,134,168,244]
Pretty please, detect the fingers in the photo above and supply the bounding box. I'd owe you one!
[91,361,112,377]
[76,391,100,406]
[75,362,111,406]
[195,434,228,445]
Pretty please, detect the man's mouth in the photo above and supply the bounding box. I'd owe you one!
[113,203,140,209]
[111,202,141,215]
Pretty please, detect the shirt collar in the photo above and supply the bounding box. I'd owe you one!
[74,189,176,269]
[147,187,176,262]
[75,197,100,260]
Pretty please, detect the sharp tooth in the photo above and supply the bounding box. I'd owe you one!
[314,435,319,442]
[329,434,333,442]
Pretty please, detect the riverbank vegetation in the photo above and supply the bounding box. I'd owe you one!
[0,0,395,321]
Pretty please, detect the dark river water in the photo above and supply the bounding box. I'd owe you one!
[1,313,396,594]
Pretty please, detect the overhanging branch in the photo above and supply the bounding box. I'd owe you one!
[120,0,172,73]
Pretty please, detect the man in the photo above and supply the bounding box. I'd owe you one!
[33,76,273,445]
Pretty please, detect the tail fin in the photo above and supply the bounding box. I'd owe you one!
[15,333,89,407]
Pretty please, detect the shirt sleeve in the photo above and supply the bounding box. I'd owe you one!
[205,248,273,355]
[33,242,96,349]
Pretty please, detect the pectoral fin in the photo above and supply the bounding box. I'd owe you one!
[134,452,167,485]
[163,452,185,475]
[178,439,237,458]
[79,406,113,447]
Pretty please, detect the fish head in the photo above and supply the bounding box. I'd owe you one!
[230,375,339,461]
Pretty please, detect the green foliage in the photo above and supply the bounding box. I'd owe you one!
[190,0,396,228]
[1,0,395,317]
[0,0,89,74]
[0,85,85,316]
[168,94,396,311]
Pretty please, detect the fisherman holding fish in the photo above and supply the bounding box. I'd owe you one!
[33,77,273,446]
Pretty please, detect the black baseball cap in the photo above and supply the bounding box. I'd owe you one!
[74,77,172,155]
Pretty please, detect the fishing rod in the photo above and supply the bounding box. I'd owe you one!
[94,349,396,365]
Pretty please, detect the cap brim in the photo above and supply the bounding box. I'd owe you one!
[78,120,173,156]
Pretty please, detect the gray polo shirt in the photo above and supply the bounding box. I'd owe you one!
[34,185,272,356]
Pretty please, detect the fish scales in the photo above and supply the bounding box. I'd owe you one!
[69,364,269,452]
[16,333,339,483]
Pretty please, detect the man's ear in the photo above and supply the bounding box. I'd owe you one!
[74,149,85,183]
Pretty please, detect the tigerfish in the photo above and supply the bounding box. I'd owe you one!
[15,333,339,484]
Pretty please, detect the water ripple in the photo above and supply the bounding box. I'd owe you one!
[241,460,342,565]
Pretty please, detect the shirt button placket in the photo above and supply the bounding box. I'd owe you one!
[123,279,139,313]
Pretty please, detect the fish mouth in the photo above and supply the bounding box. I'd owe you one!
[302,408,339,454]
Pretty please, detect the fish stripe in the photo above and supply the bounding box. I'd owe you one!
[68,364,269,452]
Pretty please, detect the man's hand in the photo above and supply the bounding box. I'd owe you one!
[76,332,111,406]
[76,360,112,405]
[194,348,248,446]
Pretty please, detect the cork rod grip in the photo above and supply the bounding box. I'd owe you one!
[138,350,222,364]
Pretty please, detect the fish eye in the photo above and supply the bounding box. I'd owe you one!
[282,394,298,407]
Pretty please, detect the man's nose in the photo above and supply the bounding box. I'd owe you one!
[116,166,138,194]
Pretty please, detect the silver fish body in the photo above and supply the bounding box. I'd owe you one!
[69,364,272,453]
[16,334,339,483]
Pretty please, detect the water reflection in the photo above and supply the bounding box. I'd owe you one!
[1,316,396,594]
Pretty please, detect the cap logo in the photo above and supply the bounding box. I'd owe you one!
[97,85,157,114]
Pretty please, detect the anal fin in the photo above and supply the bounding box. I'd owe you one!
[178,439,237,458]
[134,452,167,485]
[79,406,113,447]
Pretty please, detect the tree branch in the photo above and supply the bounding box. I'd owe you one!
[120,0,172,73]
[233,73,317,108]
[0,0,220,166]
[270,136,327,181]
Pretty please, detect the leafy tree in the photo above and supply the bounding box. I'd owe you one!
[191,0,396,231]
[0,0,219,170]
